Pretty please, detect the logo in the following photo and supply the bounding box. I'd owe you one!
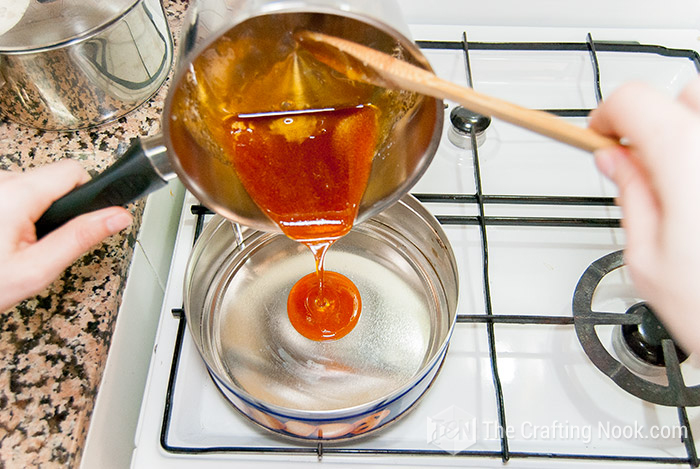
[426,405,477,454]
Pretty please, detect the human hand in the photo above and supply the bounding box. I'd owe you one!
[0,160,133,312]
[588,77,700,356]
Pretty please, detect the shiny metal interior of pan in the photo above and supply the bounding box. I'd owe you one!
[185,196,458,416]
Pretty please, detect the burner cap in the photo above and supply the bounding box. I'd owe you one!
[621,303,688,367]
[447,106,491,149]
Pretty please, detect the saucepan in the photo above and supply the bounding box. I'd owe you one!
[185,195,458,440]
[0,0,173,131]
[35,0,443,237]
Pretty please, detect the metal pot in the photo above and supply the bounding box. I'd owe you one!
[184,195,459,440]
[0,0,173,131]
[34,0,443,238]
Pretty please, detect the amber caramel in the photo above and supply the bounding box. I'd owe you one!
[171,16,428,341]
[224,104,377,340]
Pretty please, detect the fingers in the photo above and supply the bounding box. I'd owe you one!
[595,146,660,284]
[11,160,92,221]
[0,160,132,312]
[677,76,700,113]
[589,83,678,157]
[0,170,16,183]
[13,206,133,296]
[589,81,700,201]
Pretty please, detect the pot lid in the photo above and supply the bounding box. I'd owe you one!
[0,0,140,53]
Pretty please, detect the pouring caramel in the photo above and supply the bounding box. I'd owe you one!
[224,104,377,340]
[168,14,435,341]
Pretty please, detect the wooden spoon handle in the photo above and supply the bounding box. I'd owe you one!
[301,32,618,153]
[410,72,617,153]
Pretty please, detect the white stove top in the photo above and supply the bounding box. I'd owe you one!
[130,16,700,469]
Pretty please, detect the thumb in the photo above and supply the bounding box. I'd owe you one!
[24,207,133,287]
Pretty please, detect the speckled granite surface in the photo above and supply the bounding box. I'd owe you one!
[0,2,186,467]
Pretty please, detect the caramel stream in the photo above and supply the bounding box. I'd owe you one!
[224,104,378,340]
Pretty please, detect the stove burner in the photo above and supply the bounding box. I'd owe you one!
[572,250,700,406]
[447,106,491,149]
[622,303,688,365]
[611,302,689,378]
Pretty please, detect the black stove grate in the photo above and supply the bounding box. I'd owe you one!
[158,36,700,467]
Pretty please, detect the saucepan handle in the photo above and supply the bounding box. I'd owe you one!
[35,134,175,238]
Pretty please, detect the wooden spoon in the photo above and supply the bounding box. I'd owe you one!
[296,31,618,153]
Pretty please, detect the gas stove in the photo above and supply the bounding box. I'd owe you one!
[128,9,700,469]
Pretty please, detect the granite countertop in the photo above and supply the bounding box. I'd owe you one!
[0,2,186,467]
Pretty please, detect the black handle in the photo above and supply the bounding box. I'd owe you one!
[35,138,170,238]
